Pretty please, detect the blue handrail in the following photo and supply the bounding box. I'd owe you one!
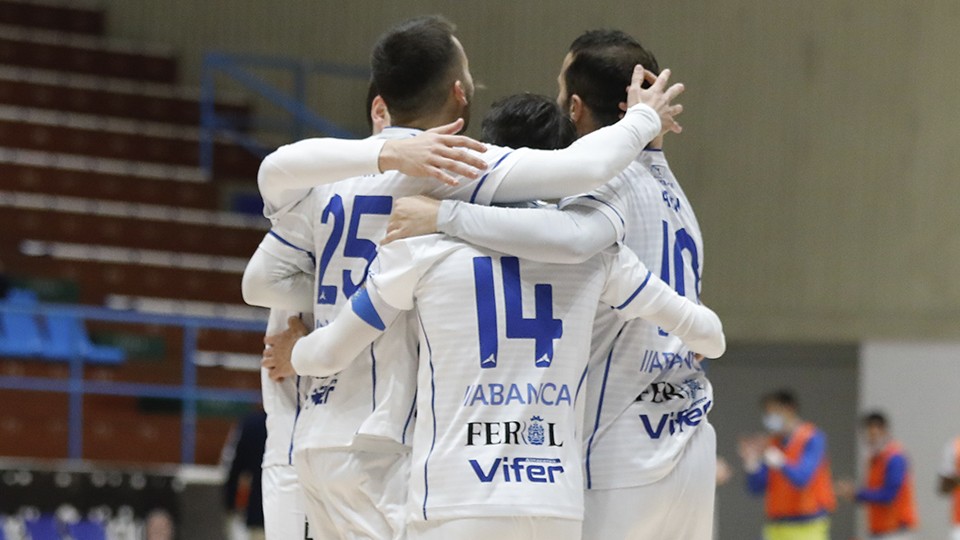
[199,50,369,178]
[0,302,266,464]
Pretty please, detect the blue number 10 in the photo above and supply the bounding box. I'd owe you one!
[658,220,701,336]
[472,256,563,369]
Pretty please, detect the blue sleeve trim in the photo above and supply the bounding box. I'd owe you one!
[351,288,386,331]
[268,230,317,266]
[582,195,626,229]
[418,311,438,520]
[469,151,513,204]
[614,271,652,310]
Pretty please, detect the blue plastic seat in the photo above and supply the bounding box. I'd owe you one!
[68,520,106,540]
[43,314,125,365]
[24,514,60,540]
[0,289,44,357]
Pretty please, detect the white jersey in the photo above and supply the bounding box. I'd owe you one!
[362,235,674,522]
[563,149,711,489]
[268,128,530,453]
[261,310,304,467]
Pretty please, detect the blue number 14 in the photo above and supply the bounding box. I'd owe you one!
[472,256,563,369]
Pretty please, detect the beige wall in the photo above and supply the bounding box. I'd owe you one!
[100,1,960,342]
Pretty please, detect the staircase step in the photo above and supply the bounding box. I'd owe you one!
[2,250,245,305]
[0,150,217,208]
[0,23,177,83]
[0,106,261,177]
[3,206,263,259]
[0,64,250,126]
[0,0,104,36]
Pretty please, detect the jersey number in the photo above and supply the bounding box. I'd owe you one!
[471,256,563,369]
[316,194,393,305]
[658,220,701,335]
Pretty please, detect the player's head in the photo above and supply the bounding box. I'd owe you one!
[860,411,890,450]
[371,15,474,130]
[558,29,659,136]
[365,80,391,135]
[480,93,577,150]
[760,389,799,434]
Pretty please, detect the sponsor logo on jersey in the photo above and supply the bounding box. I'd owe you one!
[638,350,702,374]
[635,379,704,403]
[466,416,564,447]
[638,398,711,439]
[309,377,337,405]
[469,456,565,484]
[462,383,572,407]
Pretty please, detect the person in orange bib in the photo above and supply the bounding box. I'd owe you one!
[739,390,835,540]
[938,435,960,540]
[837,412,917,539]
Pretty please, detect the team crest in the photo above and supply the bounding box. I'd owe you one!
[527,416,545,446]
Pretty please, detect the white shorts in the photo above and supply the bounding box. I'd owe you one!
[294,448,408,540]
[262,465,308,540]
[582,422,717,540]
[408,517,581,540]
[952,525,960,540]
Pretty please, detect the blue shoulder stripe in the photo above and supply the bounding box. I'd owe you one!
[351,288,386,331]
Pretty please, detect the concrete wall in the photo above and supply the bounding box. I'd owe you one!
[97,0,960,342]
[859,341,960,540]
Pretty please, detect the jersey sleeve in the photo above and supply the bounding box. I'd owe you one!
[259,137,385,220]
[262,192,316,254]
[436,200,619,264]
[421,145,531,206]
[487,103,660,203]
[558,174,628,243]
[941,441,958,477]
[599,245,726,359]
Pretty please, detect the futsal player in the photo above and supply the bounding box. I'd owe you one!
[383,30,719,539]
[245,15,684,540]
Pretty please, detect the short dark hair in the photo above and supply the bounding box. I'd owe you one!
[861,411,888,429]
[365,80,378,131]
[564,29,660,128]
[761,389,799,411]
[480,93,576,150]
[371,15,461,126]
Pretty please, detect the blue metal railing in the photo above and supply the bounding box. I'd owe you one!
[0,302,265,464]
[199,51,369,177]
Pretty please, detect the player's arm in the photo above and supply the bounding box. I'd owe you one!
[290,239,424,378]
[258,119,489,209]
[856,455,906,504]
[601,245,726,359]
[778,432,826,488]
[241,233,315,312]
[938,442,960,494]
[486,67,683,203]
[384,196,619,264]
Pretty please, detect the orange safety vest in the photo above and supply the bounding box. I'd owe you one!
[953,437,960,525]
[866,441,918,535]
[765,422,836,520]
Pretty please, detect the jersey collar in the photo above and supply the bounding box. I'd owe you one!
[376,127,421,140]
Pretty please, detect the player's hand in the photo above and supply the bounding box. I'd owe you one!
[835,479,857,502]
[383,195,442,244]
[763,446,786,469]
[262,316,308,382]
[378,119,488,186]
[626,65,684,136]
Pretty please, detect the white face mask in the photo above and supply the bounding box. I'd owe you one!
[763,413,785,433]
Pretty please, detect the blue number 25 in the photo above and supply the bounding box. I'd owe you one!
[316,194,393,305]
[471,256,563,369]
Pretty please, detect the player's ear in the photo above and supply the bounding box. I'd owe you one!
[370,95,391,133]
[568,94,584,123]
[453,80,469,106]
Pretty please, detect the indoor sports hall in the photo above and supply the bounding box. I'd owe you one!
[1,2,957,539]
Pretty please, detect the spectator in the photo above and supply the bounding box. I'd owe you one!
[223,410,267,540]
[145,509,175,540]
[738,390,836,540]
[837,412,918,539]
[939,435,960,540]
